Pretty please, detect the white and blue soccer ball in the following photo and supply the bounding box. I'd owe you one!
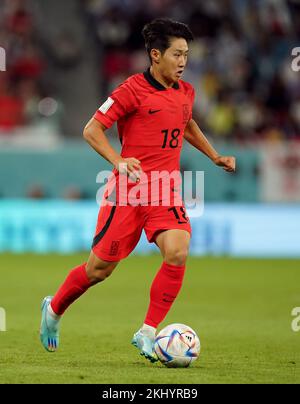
[154,323,201,368]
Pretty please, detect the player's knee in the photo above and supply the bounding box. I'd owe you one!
[164,247,188,266]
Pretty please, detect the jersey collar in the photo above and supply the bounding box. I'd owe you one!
[143,68,180,91]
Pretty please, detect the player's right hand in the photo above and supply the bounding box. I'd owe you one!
[214,156,236,173]
[114,157,142,182]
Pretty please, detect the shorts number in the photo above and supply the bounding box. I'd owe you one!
[161,129,180,148]
[168,206,188,224]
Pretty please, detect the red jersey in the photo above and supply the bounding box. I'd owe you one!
[94,68,195,204]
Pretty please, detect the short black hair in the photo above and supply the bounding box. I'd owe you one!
[142,18,194,63]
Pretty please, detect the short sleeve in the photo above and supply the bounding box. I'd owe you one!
[93,80,138,129]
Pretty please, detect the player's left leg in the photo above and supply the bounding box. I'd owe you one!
[132,228,190,363]
[144,229,190,328]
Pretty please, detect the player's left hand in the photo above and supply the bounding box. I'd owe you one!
[214,156,236,172]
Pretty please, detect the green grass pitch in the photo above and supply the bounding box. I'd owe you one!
[0,253,299,384]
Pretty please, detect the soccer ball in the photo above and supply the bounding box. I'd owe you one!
[154,323,200,368]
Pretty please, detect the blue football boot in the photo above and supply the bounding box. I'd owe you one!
[131,329,158,363]
[40,296,60,352]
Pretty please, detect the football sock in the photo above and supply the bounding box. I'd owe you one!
[141,324,156,339]
[144,262,186,328]
[47,302,61,320]
[50,263,91,316]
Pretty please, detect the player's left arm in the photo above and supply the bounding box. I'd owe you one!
[184,119,236,172]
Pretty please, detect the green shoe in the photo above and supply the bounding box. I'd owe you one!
[39,296,60,352]
[131,330,158,363]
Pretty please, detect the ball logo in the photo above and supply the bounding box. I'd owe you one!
[291,307,300,332]
[291,47,300,72]
[0,47,6,71]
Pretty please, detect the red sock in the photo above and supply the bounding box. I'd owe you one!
[50,263,91,315]
[144,262,186,328]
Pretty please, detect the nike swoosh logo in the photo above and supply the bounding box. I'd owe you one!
[148,109,162,114]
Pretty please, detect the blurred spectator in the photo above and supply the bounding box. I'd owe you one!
[63,186,85,200]
[10,43,45,81]
[46,31,82,69]
[17,78,41,123]
[0,73,24,130]
[0,0,61,136]
[83,0,300,143]
[5,0,34,38]
[207,91,237,139]
[0,0,299,143]
[26,184,46,199]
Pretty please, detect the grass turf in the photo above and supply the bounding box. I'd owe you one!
[0,253,299,384]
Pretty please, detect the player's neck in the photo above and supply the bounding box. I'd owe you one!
[150,66,175,89]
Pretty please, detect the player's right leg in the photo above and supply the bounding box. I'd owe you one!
[40,201,143,353]
[40,252,119,352]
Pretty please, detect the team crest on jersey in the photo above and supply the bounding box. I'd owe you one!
[182,104,190,124]
[99,97,114,114]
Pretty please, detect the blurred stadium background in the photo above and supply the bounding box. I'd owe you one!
[1,0,300,385]
[1,0,300,257]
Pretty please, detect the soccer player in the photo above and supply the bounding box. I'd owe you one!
[40,18,235,362]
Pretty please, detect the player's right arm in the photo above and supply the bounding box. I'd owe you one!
[83,117,141,181]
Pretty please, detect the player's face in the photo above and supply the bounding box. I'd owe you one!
[160,37,189,83]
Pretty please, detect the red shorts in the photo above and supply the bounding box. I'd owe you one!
[92,202,191,262]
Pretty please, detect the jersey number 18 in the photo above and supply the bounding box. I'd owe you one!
[161,129,180,149]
